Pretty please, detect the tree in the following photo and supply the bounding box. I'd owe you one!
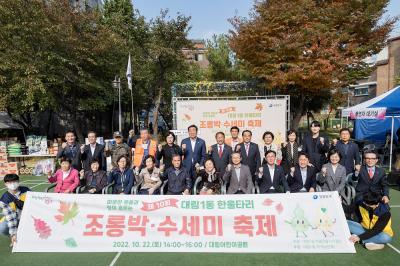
[0,0,126,138]
[230,0,397,129]
[206,34,251,81]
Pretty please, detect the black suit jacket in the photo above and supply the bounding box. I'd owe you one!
[302,134,329,171]
[258,164,289,193]
[287,165,317,193]
[355,165,389,200]
[57,143,82,171]
[235,142,261,179]
[81,143,106,171]
[208,144,232,178]
[334,141,361,175]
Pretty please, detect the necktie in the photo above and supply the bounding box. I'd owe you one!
[368,168,374,179]
[245,144,250,156]
[218,145,223,158]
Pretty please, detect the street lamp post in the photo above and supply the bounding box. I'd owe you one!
[112,76,122,132]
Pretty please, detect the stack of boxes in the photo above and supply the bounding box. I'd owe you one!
[0,144,8,178]
[0,142,20,179]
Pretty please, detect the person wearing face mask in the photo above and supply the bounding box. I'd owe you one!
[347,191,393,250]
[198,159,222,195]
[47,157,80,193]
[0,174,30,247]
[137,155,162,195]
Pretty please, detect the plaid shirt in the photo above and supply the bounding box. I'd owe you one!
[0,190,23,236]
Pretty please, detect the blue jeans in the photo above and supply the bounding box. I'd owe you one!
[0,220,9,236]
[347,220,392,244]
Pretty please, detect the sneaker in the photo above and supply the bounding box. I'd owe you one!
[365,243,385,250]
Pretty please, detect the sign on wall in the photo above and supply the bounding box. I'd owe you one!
[175,98,288,147]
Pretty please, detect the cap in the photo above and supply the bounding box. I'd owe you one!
[113,131,123,138]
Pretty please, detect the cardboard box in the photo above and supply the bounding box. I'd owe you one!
[7,162,19,169]
[7,169,19,175]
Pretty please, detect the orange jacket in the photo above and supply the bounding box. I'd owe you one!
[133,139,157,168]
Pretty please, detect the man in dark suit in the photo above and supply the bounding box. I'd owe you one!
[302,121,329,171]
[80,131,106,172]
[332,128,361,175]
[223,152,254,194]
[355,150,389,204]
[234,130,261,182]
[257,150,290,193]
[181,124,206,179]
[287,152,317,193]
[57,130,82,171]
[207,132,232,178]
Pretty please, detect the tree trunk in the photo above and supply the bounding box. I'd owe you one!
[291,93,305,130]
[153,86,163,137]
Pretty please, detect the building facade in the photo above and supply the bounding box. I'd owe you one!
[182,39,210,69]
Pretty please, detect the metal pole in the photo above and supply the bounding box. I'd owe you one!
[118,77,122,132]
[130,88,135,133]
[389,116,394,172]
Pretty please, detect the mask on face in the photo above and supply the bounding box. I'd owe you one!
[6,182,19,191]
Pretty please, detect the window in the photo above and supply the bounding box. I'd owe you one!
[195,53,204,62]
[354,87,369,96]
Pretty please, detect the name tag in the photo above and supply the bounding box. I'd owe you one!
[142,143,149,149]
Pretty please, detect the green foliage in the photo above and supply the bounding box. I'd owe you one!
[230,0,397,128]
[0,0,126,130]
[206,34,251,81]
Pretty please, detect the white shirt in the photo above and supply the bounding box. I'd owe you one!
[190,138,197,163]
[190,138,197,152]
[62,169,71,180]
[268,165,275,190]
[234,165,241,182]
[231,139,240,149]
[300,167,307,192]
[90,144,96,156]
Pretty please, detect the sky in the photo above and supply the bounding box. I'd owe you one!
[132,0,400,40]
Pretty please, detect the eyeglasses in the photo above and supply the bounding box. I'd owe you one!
[365,157,377,160]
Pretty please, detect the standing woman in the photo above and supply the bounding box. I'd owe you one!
[156,131,183,170]
[281,130,300,175]
[107,155,134,194]
[317,149,347,194]
[137,155,162,195]
[259,131,282,165]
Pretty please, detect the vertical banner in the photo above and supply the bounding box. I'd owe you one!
[175,98,287,146]
[14,192,355,253]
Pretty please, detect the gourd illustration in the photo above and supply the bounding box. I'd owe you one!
[285,205,312,237]
[314,207,336,237]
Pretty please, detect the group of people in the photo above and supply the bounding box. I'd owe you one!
[0,121,394,250]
